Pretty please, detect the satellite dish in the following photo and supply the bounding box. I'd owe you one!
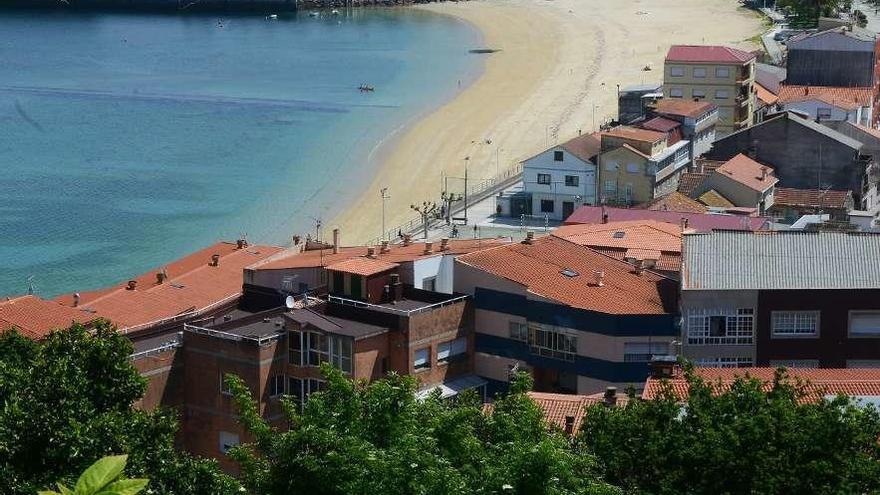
[285,295,295,309]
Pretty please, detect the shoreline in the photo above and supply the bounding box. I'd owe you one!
[330,0,765,244]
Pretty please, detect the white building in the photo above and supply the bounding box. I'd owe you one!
[777,85,874,127]
[521,133,600,221]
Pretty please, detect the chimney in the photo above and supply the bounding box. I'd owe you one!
[389,273,403,301]
[601,206,609,224]
[403,233,413,246]
[440,238,450,251]
[156,270,167,284]
[760,166,768,181]
[633,259,646,275]
[367,247,377,258]
[383,284,391,303]
[593,271,605,287]
[126,280,137,291]
[73,292,80,307]
[604,387,618,407]
[332,228,340,255]
[211,254,220,267]
[564,416,576,435]
[522,231,535,244]
[380,240,391,254]
[424,241,434,254]
[236,238,247,249]
[649,355,680,379]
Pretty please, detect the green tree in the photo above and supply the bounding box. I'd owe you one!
[227,366,620,495]
[578,367,880,494]
[0,323,240,495]
[40,454,147,495]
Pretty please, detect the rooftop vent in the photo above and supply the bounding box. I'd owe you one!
[612,231,625,238]
[560,269,579,278]
[593,271,605,287]
[126,280,137,291]
[210,254,220,267]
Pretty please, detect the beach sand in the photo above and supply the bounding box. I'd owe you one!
[331,0,765,243]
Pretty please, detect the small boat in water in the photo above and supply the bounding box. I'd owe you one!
[358,84,375,92]
[331,9,340,15]
[267,14,278,20]
[308,11,319,17]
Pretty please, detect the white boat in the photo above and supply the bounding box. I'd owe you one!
[308,11,319,17]
[331,9,340,15]
[267,14,278,19]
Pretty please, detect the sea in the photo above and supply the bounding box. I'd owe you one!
[0,8,482,297]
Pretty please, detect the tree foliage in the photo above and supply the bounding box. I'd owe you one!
[227,366,620,495]
[0,322,240,495]
[39,454,147,495]
[578,367,880,495]
[776,0,851,27]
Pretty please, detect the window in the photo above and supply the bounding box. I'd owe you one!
[564,175,579,187]
[604,161,618,172]
[414,348,430,370]
[770,359,819,368]
[289,330,303,365]
[692,89,706,98]
[288,377,302,404]
[219,431,239,455]
[850,311,880,337]
[670,66,684,77]
[716,67,730,78]
[308,332,329,366]
[694,357,753,368]
[305,332,352,373]
[329,336,353,373]
[848,360,880,368]
[509,321,528,342]
[771,311,819,337]
[626,163,640,174]
[693,67,707,78]
[604,180,617,195]
[268,374,285,397]
[817,107,833,120]
[540,200,554,213]
[304,378,325,404]
[422,277,436,292]
[715,89,729,99]
[528,324,577,362]
[623,183,634,202]
[623,342,669,362]
[537,173,551,185]
[669,88,683,98]
[554,150,564,161]
[437,337,467,364]
[220,372,233,396]
[687,308,754,345]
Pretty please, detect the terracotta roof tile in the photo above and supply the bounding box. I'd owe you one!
[773,187,853,209]
[457,236,677,315]
[643,192,708,214]
[651,99,717,119]
[677,172,709,196]
[666,45,756,64]
[527,391,629,434]
[553,221,682,272]
[325,257,399,277]
[560,132,602,163]
[754,82,779,106]
[641,117,681,133]
[0,295,98,340]
[563,206,769,232]
[715,154,779,192]
[602,126,666,144]
[643,367,880,403]
[778,85,873,111]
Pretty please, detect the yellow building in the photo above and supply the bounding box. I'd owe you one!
[663,45,757,136]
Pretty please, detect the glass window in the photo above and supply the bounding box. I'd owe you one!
[528,324,577,362]
[604,162,618,172]
[287,377,302,404]
[692,89,706,98]
[716,67,730,78]
[715,90,729,99]
[509,321,528,341]
[540,200,554,213]
[670,66,684,77]
[554,150,564,161]
[219,431,239,455]
[329,336,353,374]
[268,374,285,397]
[693,67,707,78]
[687,308,754,345]
[564,175,579,187]
[414,348,430,370]
[289,330,303,365]
[304,378,325,405]
[438,337,467,364]
[850,311,880,337]
[623,342,669,362]
[817,107,833,120]
[308,332,329,366]
[604,180,617,194]
[694,357,753,368]
[770,360,819,368]
[669,88,683,98]
[220,372,233,396]
[626,163,640,173]
[332,271,344,293]
[772,311,819,337]
[537,173,551,185]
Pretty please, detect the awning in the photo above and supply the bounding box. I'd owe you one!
[415,374,488,401]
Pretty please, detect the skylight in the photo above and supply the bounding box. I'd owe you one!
[613,231,626,238]
[560,269,579,278]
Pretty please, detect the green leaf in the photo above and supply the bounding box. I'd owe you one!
[95,478,149,495]
[75,455,128,494]
[37,491,60,495]
[57,483,73,495]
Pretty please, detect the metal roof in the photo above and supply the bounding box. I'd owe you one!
[682,230,880,290]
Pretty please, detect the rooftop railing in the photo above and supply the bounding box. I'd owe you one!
[183,323,286,345]
[328,294,469,316]
[129,337,182,361]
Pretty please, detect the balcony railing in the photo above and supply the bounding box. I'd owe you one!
[687,335,754,346]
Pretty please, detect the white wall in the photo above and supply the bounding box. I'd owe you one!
[522,147,597,218]
[782,99,868,125]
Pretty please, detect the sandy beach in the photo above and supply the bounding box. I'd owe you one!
[331,0,764,243]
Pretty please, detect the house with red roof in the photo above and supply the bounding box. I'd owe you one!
[777,84,874,127]
[691,153,779,214]
[646,98,719,157]
[454,234,678,395]
[0,295,98,340]
[663,45,757,136]
[563,204,769,232]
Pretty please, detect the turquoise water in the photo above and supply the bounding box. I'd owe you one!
[0,9,481,297]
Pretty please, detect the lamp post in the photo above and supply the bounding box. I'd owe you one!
[463,156,470,225]
[380,187,390,241]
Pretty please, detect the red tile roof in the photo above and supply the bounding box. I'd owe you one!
[666,45,756,64]
[560,132,602,163]
[715,154,778,192]
[643,368,880,403]
[563,206,769,232]
[553,221,683,272]
[602,126,666,144]
[651,99,717,119]
[643,192,709,214]
[773,187,853,210]
[677,172,709,196]
[754,82,779,107]
[641,117,681,133]
[252,238,511,271]
[55,242,284,333]
[527,391,629,434]
[456,236,677,315]
[778,85,873,111]
[0,295,98,340]
[325,257,399,277]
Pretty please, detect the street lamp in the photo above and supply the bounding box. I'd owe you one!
[463,156,470,225]
[380,187,390,241]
